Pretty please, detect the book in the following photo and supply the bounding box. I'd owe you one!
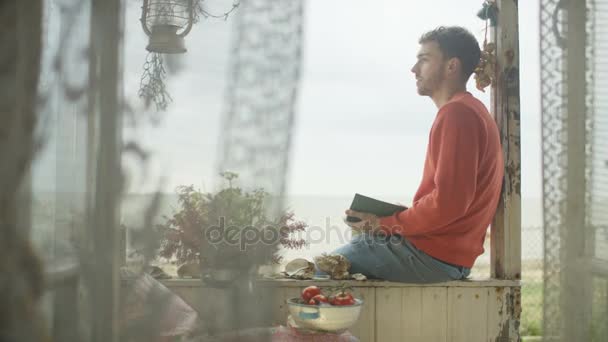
[346,193,408,222]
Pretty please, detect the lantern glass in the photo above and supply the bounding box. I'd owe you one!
[145,0,191,30]
[142,0,194,54]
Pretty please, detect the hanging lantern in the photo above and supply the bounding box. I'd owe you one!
[140,0,195,54]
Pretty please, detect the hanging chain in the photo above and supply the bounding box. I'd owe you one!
[193,0,240,21]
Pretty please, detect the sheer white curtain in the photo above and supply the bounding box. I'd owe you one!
[3,0,304,340]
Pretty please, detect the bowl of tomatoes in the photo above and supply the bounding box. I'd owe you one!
[286,285,363,332]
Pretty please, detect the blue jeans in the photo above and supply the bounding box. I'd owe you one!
[323,233,470,283]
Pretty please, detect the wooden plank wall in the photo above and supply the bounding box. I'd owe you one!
[371,287,516,342]
[161,282,521,342]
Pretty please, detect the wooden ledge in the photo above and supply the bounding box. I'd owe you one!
[152,278,521,288]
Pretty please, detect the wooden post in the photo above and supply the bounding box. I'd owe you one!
[563,1,592,340]
[490,0,522,280]
[0,1,46,341]
[14,0,41,238]
[88,0,123,341]
[0,0,41,236]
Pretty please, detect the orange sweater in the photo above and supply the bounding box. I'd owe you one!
[379,92,504,268]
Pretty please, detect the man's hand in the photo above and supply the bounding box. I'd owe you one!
[344,210,380,232]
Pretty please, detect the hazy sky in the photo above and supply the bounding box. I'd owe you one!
[37,0,542,201]
[122,0,541,199]
[289,0,540,199]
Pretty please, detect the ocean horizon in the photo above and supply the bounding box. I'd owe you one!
[118,193,545,265]
[32,192,546,273]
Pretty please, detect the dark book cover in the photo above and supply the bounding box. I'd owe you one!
[346,193,408,222]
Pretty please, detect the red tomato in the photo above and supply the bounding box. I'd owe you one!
[308,294,329,305]
[330,293,355,306]
[301,286,321,302]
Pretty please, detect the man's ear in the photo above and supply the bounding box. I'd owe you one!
[447,58,460,74]
[447,57,462,79]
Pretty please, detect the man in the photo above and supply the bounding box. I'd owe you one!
[338,26,504,283]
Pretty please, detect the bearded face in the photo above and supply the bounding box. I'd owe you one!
[411,41,449,97]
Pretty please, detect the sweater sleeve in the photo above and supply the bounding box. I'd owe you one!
[379,102,483,236]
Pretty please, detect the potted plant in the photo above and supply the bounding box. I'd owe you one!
[157,172,306,283]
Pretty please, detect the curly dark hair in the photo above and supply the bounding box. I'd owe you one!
[419,26,481,81]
